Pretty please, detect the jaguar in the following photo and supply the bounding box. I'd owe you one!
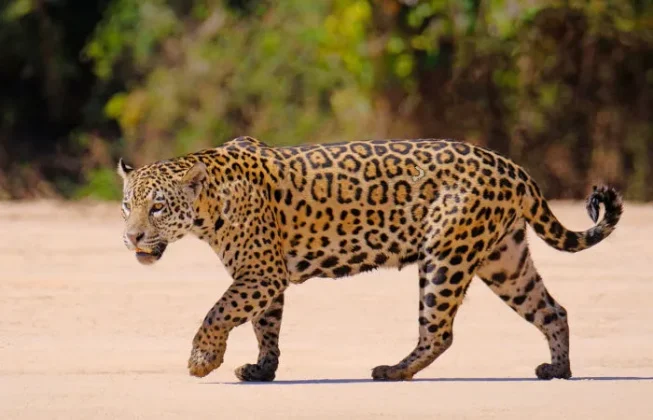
[117,136,623,381]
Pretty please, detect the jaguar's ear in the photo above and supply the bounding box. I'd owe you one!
[117,158,134,180]
[181,161,208,200]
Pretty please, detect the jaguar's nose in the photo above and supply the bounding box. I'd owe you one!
[126,231,145,246]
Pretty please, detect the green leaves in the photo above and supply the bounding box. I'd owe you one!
[86,0,377,162]
[73,0,653,201]
[2,0,32,22]
[84,0,178,80]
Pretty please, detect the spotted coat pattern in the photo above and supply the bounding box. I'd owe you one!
[117,136,623,381]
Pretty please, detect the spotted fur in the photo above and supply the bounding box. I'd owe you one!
[118,136,623,381]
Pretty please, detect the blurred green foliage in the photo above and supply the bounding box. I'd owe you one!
[0,0,652,200]
[75,168,123,200]
[85,0,376,163]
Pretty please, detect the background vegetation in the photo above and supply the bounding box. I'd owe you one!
[0,0,651,200]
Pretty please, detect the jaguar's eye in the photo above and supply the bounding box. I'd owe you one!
[151,202,165,213]
[123,202,131,212]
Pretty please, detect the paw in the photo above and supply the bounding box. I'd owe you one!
[235,363,276,382]
[372,365,414,381]
[187,345,224,378]
[535,362,572,380]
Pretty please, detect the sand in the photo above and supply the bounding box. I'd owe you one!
[1,200,652,419]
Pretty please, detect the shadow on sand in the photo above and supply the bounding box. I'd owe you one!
[210,376,653,386]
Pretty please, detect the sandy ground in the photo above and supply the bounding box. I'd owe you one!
[0,200,652,419]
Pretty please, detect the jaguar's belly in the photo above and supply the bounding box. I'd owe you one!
[282,213,425,283]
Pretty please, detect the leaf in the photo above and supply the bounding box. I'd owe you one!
[2,0,32,21]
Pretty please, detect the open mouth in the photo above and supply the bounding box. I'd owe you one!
[134,243,168,265]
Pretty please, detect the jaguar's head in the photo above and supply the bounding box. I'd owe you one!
[117,158,207,265]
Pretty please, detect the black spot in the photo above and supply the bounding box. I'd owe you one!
[514,248,529,276]
[436,303,450,311]
[491,272,507,283]
[586,229,602,246]
[333,265,352,277]
[268,308,283,319]
[432,266,448,285]
[348,253,368,264]
[438,248,452,260]
[450,255,462,265]
[499,178,513,189]
[428,324,439,333]
[467,260,480,275]
[525,312,535,323]
[321,256,339,268]
[360,264,377,273]
[284,190,293,205]
[543,313,558,325]
[400,253,419,266]
[487,250,501,261]
[563,232,579,250]
[525,278,536,293]
[513,229,525,244]
[296,260,310,272]
[449,271,464,284]
[516,183,526,196]
[424,293,437,307]
[388,242,401,254]
[512,295,527,305]
[530,199,540,216]
[375,253,388,265]
[215,217,225,231]
[549,221,563,237]
[545,291,556,306]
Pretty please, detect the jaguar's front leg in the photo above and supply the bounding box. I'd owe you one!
[188,279,287,378]
[235,293,284,382]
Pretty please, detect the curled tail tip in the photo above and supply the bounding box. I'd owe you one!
[586,185,623,225]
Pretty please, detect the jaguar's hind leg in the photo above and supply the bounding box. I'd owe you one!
[477,221,572,379]
[372,243,480,381]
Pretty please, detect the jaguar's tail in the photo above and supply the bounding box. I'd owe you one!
[522,183,623,253]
